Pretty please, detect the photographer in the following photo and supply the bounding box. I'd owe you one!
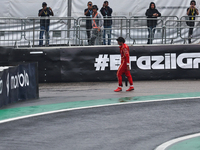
[38,2,54,46]
[84,1,93,45]
[187,0,199,44]
[100,1,113,45]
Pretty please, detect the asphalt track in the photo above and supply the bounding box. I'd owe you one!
[0,80,200,150]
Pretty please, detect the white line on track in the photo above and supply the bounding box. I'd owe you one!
[155,133,200,150]
[1,96,200,125]
[1,96,200,149]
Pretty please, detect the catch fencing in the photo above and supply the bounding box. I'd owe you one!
[0,16,200,47]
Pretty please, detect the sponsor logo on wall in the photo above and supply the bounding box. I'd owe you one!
[0,63,38,107]
[94,53,200,71]
[10,70,29,90]
[4,71,30,97]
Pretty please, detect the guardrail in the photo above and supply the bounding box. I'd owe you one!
[77,16,128,45]
[0,16,199,47]
[129,18,164,44]
[165,17,200,44]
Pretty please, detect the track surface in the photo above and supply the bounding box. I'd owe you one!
[3,80,200,109]
[0,80,200,150]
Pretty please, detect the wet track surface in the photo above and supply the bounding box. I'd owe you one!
[0,80,200,150]
[3,80,200,109]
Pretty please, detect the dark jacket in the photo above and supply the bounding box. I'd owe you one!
[187,7,198,20]
[186,7,198,26]
[145,2,161,27]
[84,8,93,29]
[100,6,113,26]
[39,8,53,27]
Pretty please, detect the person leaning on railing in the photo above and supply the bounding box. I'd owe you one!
[38,2,54,46]
[187,0,199,44]
[90,5,104,45]
[145,2,161,44]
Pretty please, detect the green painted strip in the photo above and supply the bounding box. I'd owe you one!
[167,137,200,150]
[0,92,200,121]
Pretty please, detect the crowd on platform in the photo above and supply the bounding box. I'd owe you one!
[38,1,199,46]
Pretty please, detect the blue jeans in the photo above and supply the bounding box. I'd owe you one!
[147,26,156,44]
[39,26,49,46]
[103,26,112,45]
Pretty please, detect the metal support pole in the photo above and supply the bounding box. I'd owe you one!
[33,19,35,47]
[67,0,72,38]
[120,19,122,37]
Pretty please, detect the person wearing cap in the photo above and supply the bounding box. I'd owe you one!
[114,37,134,92]
[84,1,93,45]
[38,2,54,46]
[187,0,199,44]
[90,5,104,45]
[100,1,113,45]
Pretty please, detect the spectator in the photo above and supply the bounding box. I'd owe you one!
[145,2,161,44]
[38,2,54,46]
[91,5,104,45]
[84,1,93,45]
[100,1,113,45]
[187,0,199,44]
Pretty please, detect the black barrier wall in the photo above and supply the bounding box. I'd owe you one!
[0,63,39,107]
[0,45,200,83]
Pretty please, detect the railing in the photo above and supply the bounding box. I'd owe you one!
[77,16,127,45]
[0,16,200,48]
[165,16,200,44]
[0,17,77,47]
[129,18,164,44]
[0,17,26,47]
[23,17,77,47]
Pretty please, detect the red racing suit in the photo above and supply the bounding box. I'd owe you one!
[117,43,133,86]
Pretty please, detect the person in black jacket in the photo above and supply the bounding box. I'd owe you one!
[145,2,161,44]
[38,2,54,46]
[100,1,113,45]
[187,0,199,44]
[84,1,93,45]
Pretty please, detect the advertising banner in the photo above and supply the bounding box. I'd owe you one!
[0,69,10,106]
[18,63,39,100]
[0,63,38,108]
[60,45,200,82]
[0,45,200,83]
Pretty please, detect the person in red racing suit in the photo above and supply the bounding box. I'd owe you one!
[114,37,134,92]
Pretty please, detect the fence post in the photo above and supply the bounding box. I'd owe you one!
[120,19,122,37]
[33,19,35,47]
[162,25,166,44]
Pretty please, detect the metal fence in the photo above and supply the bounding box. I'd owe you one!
[77,16,128,45]
[0,17,77,47]
[0,16,200,48]
[24,17,77,47]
